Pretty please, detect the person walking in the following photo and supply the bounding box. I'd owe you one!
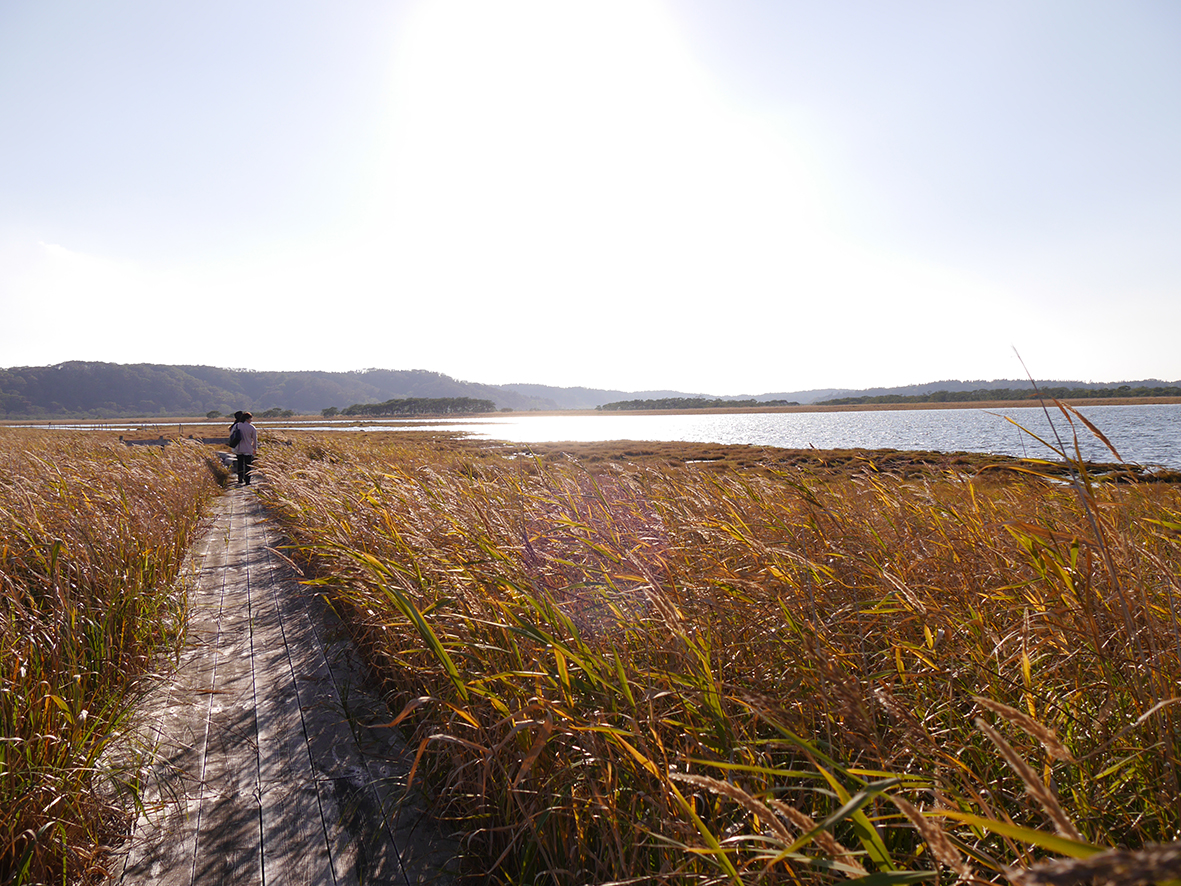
[230,411,259,485]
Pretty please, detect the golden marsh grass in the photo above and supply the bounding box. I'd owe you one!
[256,430,1181,884]
[0,430,222,884]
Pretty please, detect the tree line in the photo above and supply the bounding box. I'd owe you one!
[597,398,799,411]
[333,397,497,416]
[818,385,1181,406]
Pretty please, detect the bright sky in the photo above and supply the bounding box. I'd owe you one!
[2,1,1179,395]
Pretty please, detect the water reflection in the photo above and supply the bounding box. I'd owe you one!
[21,404,1178,469]
[296,404,1179,469]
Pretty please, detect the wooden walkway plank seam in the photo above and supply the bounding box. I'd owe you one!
[289,580,414,886]
[197,496,244,885]
[248,503,344,886]
[192,491,264,886]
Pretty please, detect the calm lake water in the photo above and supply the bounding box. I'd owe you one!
[295,403,1181,470]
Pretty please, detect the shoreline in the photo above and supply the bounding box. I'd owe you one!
[6,412,1178,480]
[4,396,1179,425]
[538,395,1181,417]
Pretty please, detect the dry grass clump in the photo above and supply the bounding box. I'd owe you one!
[0,431,221,885]
[257,431,1181,884]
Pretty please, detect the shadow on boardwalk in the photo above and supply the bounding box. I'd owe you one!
[111,488,458,885]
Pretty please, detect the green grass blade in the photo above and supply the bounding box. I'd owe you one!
[932,811,1103,858]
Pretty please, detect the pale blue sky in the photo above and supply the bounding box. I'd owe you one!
[2,1,1178,394]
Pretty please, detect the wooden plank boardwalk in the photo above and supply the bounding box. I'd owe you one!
[112,488,458,885]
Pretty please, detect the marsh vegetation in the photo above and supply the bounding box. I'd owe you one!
[0,431,223,884]
[4,419,1180,885]
[254,428,1181,884]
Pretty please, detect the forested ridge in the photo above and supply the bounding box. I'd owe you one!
[0,362,549,418]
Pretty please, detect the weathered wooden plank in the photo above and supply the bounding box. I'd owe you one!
[120,498,235,885]
[249,512,372,885]
[300,591,461,885]
[247,505,337,886]
[191,647,262,886]
[188,493,263,886]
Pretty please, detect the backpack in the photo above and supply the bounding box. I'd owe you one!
[228,423,242,448]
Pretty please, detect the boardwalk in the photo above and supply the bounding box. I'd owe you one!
[114,488,457,885]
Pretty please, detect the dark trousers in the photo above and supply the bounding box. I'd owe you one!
[236,453,254,485]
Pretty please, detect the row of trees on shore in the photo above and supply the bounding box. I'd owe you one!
[598,397,799,411]
[819,384,1181,406]
[326,397,497,417]
[599,386,1181,412]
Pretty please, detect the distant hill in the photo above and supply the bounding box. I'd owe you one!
[1,361,1176,418]
[0,362,555,418]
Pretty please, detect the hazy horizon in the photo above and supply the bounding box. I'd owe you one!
[5,358,1177,403]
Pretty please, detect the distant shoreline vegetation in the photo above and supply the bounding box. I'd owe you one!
[334,397,496,416]
[597,397,800,411]
[817,384,1181,406]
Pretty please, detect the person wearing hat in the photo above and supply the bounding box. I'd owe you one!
[230,411,259,485]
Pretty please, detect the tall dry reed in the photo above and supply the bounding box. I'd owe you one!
[258,433,1181,884]
[0,431,222,885]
